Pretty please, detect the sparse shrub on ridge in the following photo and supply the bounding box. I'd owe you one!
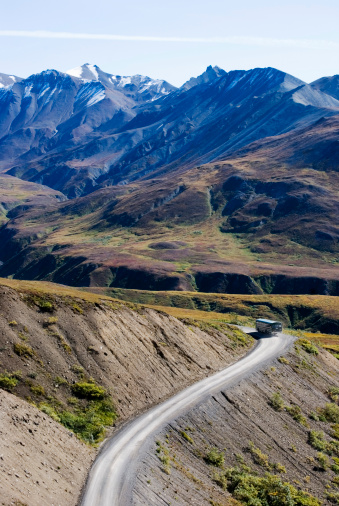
[30,384,45,396]
[317,452,329,470]
[180,430,194,444]
[297,339,319,355]
[329,387,339,402]
[308,430,327,451]
[286,404,309,426]
[247,442,270,468]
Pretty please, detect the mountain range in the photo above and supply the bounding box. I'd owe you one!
[0,64,338,197]
[0,64,338,293]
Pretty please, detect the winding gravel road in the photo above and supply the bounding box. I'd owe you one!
[81,330,294,506]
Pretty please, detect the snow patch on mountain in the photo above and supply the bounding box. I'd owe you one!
[0,73,22,88]
[23,85,33,99]
[75,82,106,107]
[67,66,84,79]
[87,89,105,106]
[87,64,99,81]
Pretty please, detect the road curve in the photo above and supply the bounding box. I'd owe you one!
[81,331,294,506]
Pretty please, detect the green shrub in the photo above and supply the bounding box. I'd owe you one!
[298,339,318,355]
[60,399,117,444]
[13,343,35,358]
[332,424,339,440]
[317,452,328,470]
[40,398,117,444]
[72,303,83,314]
[180,430,194,444]
[322,403,339,423]
[34,297,54,312]
[40,404,61,422]
[270,392,284,411]
[71,382,106,400]
[327,491,339,504]
[8,320,18,326]
[30,384,45,396]
[205,448,225,467]
[308,430,327,451]
[328,439,339,456]
[213,466,321,505]
[0,373,19,391]
[248,442,269,468]
[329,387,339,402]
[278,357,289,365]
[71,364,85,376]
[44,316,58,327]
[54,376,68,386]
[286,405,308,426]
[272,462,286,473]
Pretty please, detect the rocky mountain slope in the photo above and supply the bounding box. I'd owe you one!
[1,65,339,197]
[311,75,339,101]
[0,278,252,505]
[0,113,339,294]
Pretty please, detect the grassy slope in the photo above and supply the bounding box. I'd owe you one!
[1,130,339,291]
[0,174,65,223]
[85,286,339,353]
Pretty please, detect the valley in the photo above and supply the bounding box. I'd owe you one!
[0,60,339,506]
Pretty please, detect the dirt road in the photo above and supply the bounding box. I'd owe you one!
[81,331,294,506]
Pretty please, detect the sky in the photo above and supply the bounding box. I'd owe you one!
[1,0,339,86]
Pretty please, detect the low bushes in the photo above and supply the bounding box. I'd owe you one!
[0,373,19,391]
[297,339,319,355]
[71,381,106,400]
[40,398,117,444]
[213,467,321,505]
[205,448,225,467]
[13,343,35,358]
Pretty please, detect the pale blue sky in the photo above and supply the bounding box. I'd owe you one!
[1,0,339,85]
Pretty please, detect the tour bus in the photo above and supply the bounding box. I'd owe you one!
[256,318,282,335]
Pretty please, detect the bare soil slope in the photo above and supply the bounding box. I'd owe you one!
[0,390,94,506]
[134,343,339,505]
[0,279,252,505]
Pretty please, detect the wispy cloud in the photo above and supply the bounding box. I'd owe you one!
[0,30,338,50]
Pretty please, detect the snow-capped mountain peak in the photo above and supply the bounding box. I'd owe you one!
[66,64,177,102]
[0,72,22,88]
[67,63,100,81]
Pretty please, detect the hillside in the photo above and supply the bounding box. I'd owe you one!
[0,114,339,294]
[0,278,252,505]
[134,342,339,505]
[84,287,339,339]
[0,65,338,293]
